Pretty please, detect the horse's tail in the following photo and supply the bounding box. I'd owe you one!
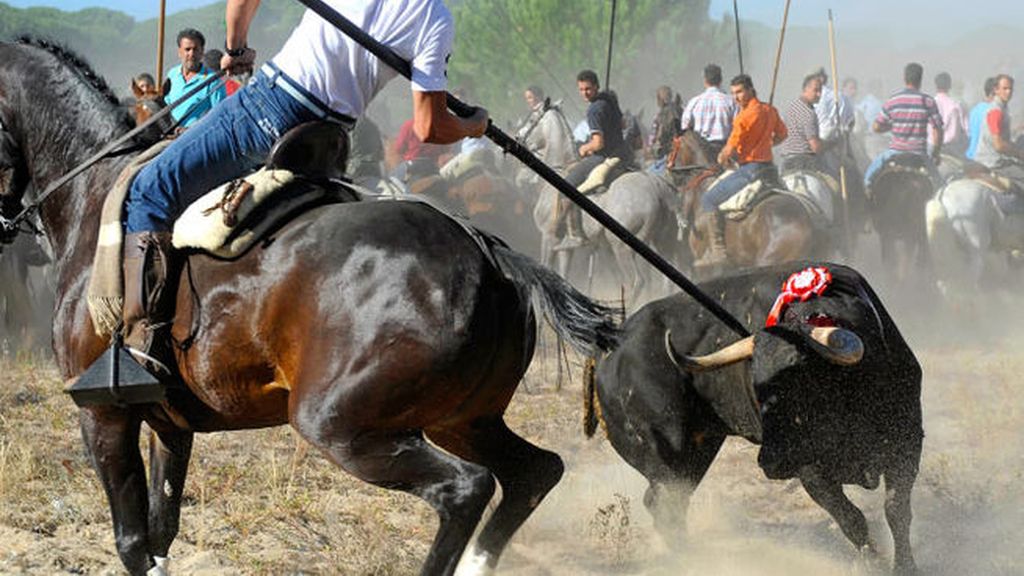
[492,246,619,356]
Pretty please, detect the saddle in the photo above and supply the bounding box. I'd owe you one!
[577,157,630,194]
[713,165,786,220]
[173,121,358,259]
[781,169,839,229]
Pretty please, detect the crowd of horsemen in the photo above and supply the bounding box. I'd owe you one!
[6,27,1024,353]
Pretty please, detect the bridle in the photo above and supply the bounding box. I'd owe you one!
[0,70,226,242]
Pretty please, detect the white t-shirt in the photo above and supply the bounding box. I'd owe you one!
[271,0,454,118]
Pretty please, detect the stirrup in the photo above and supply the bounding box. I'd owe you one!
[553,235,588,252]
[65,334,166,407]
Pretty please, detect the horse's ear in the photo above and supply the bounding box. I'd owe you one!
[162,78,171,97]
[131,81,143,99]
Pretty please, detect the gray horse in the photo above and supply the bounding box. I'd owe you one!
[534,171,683,306]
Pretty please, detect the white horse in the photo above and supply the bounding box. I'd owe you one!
[516,101,577,191]
[534,171,683,306]
[926,178,1024,301]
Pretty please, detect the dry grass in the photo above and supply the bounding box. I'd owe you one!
[1,328,1022,575]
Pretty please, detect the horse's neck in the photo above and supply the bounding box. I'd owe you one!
[537,111,574,166]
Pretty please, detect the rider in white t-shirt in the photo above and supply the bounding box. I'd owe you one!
[120,0,488,377]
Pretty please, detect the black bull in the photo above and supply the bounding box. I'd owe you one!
[589,262,922,575]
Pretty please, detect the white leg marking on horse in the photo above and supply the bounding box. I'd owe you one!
[454,546,495,576]
[146,556,169,576]
[163,479,173,498]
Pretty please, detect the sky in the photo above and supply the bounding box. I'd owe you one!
[5,0,217,20]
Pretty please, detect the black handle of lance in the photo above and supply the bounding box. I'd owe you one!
[292,0,750,338]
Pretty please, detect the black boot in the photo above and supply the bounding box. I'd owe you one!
[122,231,178,377]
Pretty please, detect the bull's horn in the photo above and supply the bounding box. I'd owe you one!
[665,330,754,372]
[807,326,864,365]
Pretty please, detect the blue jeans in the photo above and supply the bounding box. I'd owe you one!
[863,149,941,188]
[125,70,319,233]
[702,162,770,211]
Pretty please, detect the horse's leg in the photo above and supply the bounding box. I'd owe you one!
[612,243,643,309]
[295,423,494,576]
[884,437,921,576]
[798,464,873,552]
[80,408,153,575]
[428,417,563,574]
[147,428,194,566]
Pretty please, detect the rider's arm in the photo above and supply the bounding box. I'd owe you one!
[578,132,605,157]
[988,108,1024,161]
[772,111,789,146]
[412,91,488,145]
[225,0,260,52]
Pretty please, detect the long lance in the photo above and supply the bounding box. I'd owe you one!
[768,0,792,106]
[605,0,617,89]
[292,0,750,338]
[156,0,167,81]
[827,9,850,246]
[733,0,744,74]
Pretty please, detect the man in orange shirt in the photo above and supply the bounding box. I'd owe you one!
[697,74,788,267]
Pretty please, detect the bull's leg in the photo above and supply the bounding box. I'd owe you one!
[884,442,921,576]
[646,432,725,550]
[798,465,872,552]
[79,407,153,575]
[294,424,494,576]
[146,428,194,567]
[429,417,564,574]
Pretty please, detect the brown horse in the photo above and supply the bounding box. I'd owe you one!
[673,131,824,278]
[0,38,618,576]
[130,77,175,136]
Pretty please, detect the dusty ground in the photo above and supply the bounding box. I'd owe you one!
[1,304,1022,575]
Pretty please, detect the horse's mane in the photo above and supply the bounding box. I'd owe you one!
[15,36,123,110]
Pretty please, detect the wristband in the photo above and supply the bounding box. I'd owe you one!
[225,44,249,58]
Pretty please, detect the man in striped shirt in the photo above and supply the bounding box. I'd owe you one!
[863,62,943,188]
[681,63,738,159]
[779,73,824,173]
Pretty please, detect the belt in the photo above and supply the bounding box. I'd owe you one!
[260,62,355,130]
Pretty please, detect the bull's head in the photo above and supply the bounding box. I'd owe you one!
[665,297,873,481]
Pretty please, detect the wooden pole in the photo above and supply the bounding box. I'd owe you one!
[827,9,850,245]
[605,0,617,89]
[767,0,792,106]
[733,0,744,75]
[156,0,167,82]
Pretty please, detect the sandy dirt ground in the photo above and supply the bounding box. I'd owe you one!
[1,274,1022,575]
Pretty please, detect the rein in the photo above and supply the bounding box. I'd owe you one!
[0,70,227,239]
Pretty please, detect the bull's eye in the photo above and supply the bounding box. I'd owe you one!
[805,313,835,327]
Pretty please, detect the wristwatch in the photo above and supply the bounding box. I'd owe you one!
[224,44,249,58]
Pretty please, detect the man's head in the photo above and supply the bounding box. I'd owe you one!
[808,67,828,86]
[176,28,206,73]
[904,63,923,89]
[203,49,223,73]
[656,85,673,107]
[934,72,952,94]
[730,74,756,107]
[801,74,823,105]
[134,73,156,94]
[842,77,857,99]
[577,69,600,103]
[704,64,723,87]
[984,76,998,100]
[525,85,544,109]
[994,74,1014,105]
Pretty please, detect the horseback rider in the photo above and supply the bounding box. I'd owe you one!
[966,77,997,160]
[694,74,787,269]
[165,28,227,129]
[681,63,738,161]
[779,73,824,174]
[648,85,682,171]
[554,69,632,251]
[973,74,1024,195]
[810,67,855,178]
[863,62,943,190]
[120,0,489,377]
[934,72,968,158]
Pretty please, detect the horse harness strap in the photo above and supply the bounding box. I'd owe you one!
[2,70,227,241]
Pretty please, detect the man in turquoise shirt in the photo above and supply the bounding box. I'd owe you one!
[165,28,226,128]
[966,77,996,160]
